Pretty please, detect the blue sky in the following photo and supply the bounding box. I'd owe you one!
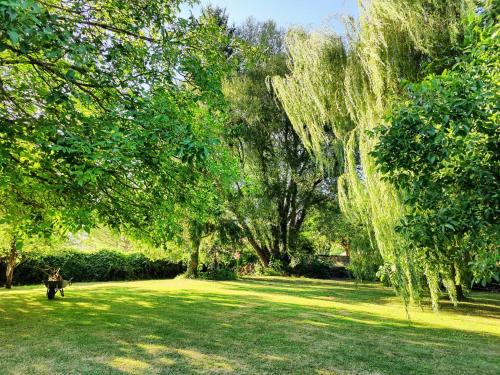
[182,0,359,33]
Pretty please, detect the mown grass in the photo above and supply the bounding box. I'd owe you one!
[0,277,499,375]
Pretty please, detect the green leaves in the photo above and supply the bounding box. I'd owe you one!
[221,20,337,265]
[373,9,499,288]
[65,69,76,81]
[0,0,237,245]
[7,29,18,44]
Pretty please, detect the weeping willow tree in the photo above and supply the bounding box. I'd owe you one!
[272,0,474,309]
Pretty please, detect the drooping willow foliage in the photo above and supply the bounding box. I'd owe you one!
[272,0,474,308]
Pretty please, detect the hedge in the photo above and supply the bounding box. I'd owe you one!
[0,249,185,286]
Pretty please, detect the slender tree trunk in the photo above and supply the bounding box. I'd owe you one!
[455,284,466,302]
[187,236,201,278]
[453,264,467,301]
[5,237,17,289]
[342,239,351,257]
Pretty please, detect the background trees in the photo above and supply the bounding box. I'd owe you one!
[1,0,497,305]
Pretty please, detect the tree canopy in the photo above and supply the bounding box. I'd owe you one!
[271,0,498,308]
[0,0,234,242]
[1,0,497,307]
[372,11,500,297]
[223,20,339,268]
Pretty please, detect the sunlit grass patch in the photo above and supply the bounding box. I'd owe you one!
[0,277,498,374]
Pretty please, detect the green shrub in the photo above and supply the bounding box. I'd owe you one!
[199,268,237,280]
[256,266,285,277]
[255,257,287,276]
[291,258,350,279]
[252,255,350,279]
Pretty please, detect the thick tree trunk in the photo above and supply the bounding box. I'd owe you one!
[5,238,17,289]
[271,231,281,259]
[249,240,270,267]
[238,219,271,267]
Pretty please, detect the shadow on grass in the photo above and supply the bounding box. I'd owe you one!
[0,278,499,375]
[224,276,397,303]
[217,277,500,320]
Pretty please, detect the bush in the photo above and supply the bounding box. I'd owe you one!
[0,249,185,286]
[290,257,350,279]
[255,265,285,277]
[199,267,238,280]
[251,256,350,279]
[255,258,287,276]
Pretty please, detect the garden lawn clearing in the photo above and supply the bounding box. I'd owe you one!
[0,277,499,375]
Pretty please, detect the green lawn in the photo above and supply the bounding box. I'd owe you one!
[0,277,499,375]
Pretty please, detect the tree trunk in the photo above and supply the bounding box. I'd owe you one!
[238,220,271,267]
[455,284,466,302]
[250,241,270,267]
[186,236,200,278]
[342,239,351,257]
[451,264,467,301]
[5,238,17,289]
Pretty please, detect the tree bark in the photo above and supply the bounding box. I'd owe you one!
[186,236,200,278]
[452,264,467,301]
[341,239,351,257]
[248,237,270,267]
[236,218,271,267]
[5,237,17,289]
[455,284,466,302]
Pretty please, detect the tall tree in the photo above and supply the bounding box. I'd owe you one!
[372,8,499,304]
[0,0,233,239]
[272,0,473,307]
[223,20,338,267]
[0,0,236,284]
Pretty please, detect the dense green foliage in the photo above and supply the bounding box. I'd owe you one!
[0,249,184,286]
[0,0,497,314]
[271,0,498,308]
[223,20,338,268]
[0,0,239,285]
[373,10,500,299]
[0,0,234,242]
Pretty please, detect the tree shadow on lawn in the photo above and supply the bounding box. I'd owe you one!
[222,277,500,320]
[223,277,398,303]
[436,295,500,319]
[0,280,499,375]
